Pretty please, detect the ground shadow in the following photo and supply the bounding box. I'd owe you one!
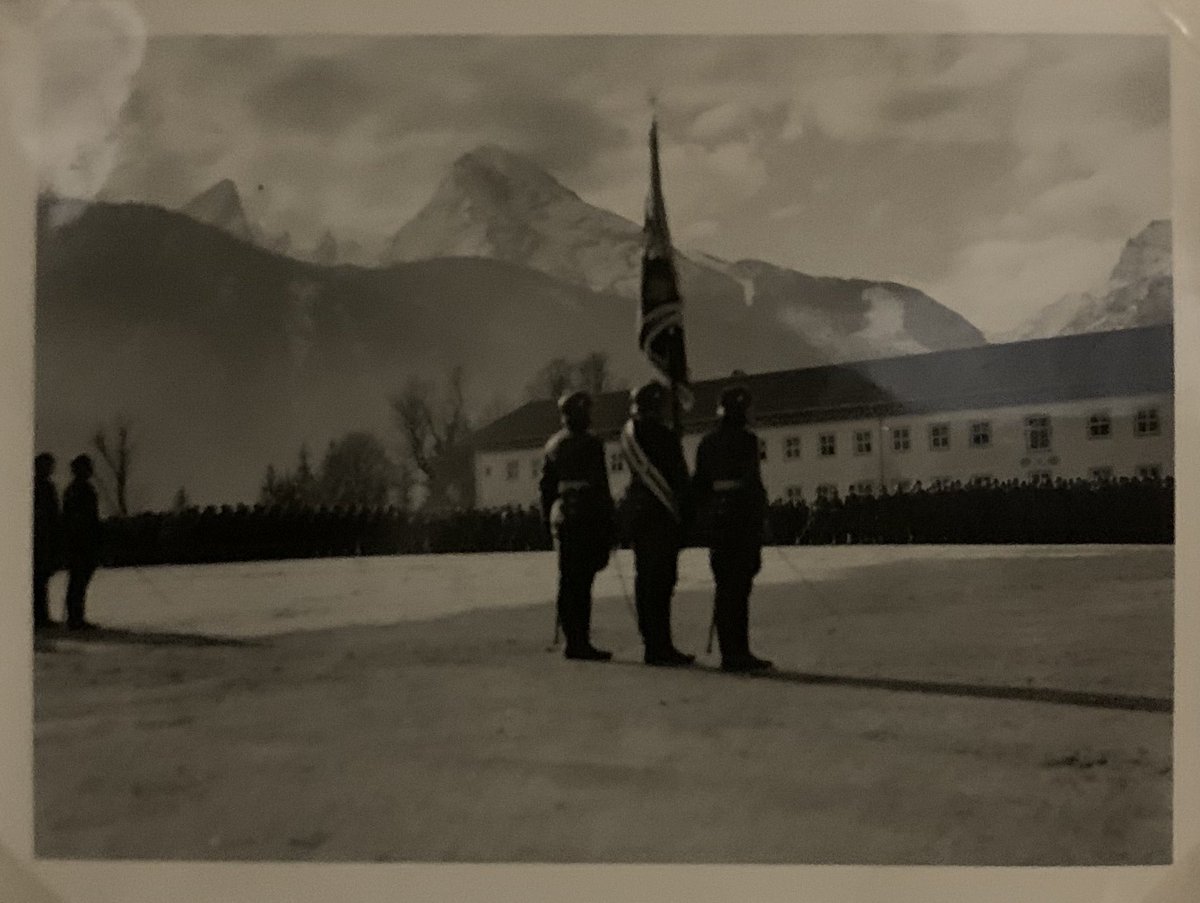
[616,660,1171,714]
[34,625,260,648]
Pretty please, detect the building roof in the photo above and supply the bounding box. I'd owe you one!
[471,325,1174,451]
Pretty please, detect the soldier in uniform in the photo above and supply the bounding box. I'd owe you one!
[539,390,615,661]
[33,453,61,630]
[62,454,102,631]
[693,386,773,672]
[620,381,695,666]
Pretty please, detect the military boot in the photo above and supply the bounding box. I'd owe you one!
[721,653,773,673]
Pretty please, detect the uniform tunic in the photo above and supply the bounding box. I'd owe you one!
[693,422,767,660]
[539,427,614,651]
[622,417,693,655]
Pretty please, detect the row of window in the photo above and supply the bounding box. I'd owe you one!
[763,408,1162,462]
[779,464,1163,501]
[484,408,1165,481]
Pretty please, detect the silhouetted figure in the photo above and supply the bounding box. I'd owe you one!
[693,386,773,673]
[62,454,102,631]
[539,391,615,662]
[32,452,61,630]
[620,381,695,667]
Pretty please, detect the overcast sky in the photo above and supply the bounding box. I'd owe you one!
[43,28,1170,337]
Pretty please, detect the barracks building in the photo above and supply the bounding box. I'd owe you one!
[470,325,1174,509]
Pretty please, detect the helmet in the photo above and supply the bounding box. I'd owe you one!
[70,454,94,477]
[557,390,591,417]
[558,390,592,428]
[34,452,55,477]
[630,381,668,420]
[717,385,751,424]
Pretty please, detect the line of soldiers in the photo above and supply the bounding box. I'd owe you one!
[764,476,1173,546]
[32,452,103,631]
[539,381,772,673]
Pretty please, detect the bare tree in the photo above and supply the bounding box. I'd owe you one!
[318,431,401,508]
[525,357,575,402]
[92,416,133,516]
[390,365,472,483]
[525,352,621,401]
[576,351,616,394]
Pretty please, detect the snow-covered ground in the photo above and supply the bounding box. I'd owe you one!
[49,545,1150,639]
[33,545,1172,864]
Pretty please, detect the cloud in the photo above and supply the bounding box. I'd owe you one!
[925,233,1124,337]
[20,1,147,198]
[247,56,383,134]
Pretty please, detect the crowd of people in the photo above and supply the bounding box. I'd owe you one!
[766,475,1174,546]
[86,473,1173,569]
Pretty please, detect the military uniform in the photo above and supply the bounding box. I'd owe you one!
[693,387,772,672]
[540,392,615,661]
[62,455,102,631]
[621,382,695,666]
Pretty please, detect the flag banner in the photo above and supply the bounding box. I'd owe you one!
[639,117,691,402]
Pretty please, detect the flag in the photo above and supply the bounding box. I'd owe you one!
[639,117,691,401]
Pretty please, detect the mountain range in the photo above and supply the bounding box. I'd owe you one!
[1005,219,1172,341]
[34,146,1167,508]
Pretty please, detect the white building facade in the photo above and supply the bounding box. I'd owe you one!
[471,326,1173,508]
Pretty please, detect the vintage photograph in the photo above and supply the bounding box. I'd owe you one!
[27,26,1173,864]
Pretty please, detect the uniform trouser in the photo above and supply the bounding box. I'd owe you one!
[66,564,96,627]
[632,520,681,654]
[556,537,602,650]
[710,543,761,660]
[33,568,53,625]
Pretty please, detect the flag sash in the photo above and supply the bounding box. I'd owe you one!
[620,421,681,522]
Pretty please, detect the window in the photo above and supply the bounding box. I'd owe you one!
[851,480,874,497]
[1089,466,1114,482]
[1138,464,1162,480]
[929,423,950,450]
[610,453,625,474]
[759,437,768,462]
[819,433,837,457]
[785,485,804,503]
[816,484,838,501]
[784,436,801,459]
[854,430,873,455]
[892,426,911,452]
[1088,412,1111,439]
[970,421,991,448]
[505,460,520,481]
[1025,415,1052,451]
[1135,408,1161,437]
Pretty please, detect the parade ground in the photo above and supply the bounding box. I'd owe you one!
[32,545,1173,864]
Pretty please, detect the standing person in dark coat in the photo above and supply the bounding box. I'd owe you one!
[32,453,61,630]
[693,386,773,673]
[62,454,102,631]
[620,381,695,667]
[539,391,616,662]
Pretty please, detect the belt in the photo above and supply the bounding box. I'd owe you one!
[713,480,744,491]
